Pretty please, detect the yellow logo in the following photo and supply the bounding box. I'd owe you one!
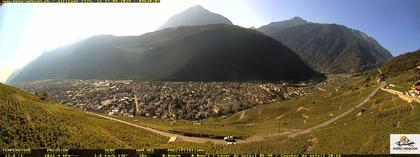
[396,136,415,147]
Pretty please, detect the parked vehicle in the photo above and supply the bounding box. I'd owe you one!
[224,136,236,143]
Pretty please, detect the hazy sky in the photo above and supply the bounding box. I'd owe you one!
[0,0,419,82]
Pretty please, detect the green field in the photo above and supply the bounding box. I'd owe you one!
[307,90,419,154]
[157,90,418,154]
[158,72,419,154]
[0,83,168,148]
[2,66,418,154]
[112,74,378,139]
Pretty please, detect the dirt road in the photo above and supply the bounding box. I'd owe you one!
[86,82,385,144]
[239,111,245,120]
[286,81,386,138]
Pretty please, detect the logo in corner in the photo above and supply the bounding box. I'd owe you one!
[395,136,415,147]
[391,134,420,154]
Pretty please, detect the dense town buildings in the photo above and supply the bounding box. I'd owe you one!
[17,80,311,120]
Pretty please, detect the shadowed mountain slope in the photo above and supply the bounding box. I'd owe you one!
[258,17,393,73]
[9,24,323,83]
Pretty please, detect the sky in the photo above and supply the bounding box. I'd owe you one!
[0,0,419,82]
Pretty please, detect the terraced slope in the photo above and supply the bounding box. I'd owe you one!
[0,83,167,148]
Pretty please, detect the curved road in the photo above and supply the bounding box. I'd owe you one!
[85,111,227,144]
[85,82,386,144]
[286,81,386,138]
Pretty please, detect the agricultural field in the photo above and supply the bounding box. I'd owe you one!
[306,90,419,154]
[157,72,419,154]
[160,90,418,154]
[112,74,378,139]
[162,135,312,154]
[1,67,418,154]
[0,83,168,148]
[386,70,418,90]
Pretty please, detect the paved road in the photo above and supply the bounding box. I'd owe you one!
[85,111,227,144]
[86,82,386,144]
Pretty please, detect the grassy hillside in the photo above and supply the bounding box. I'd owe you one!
[114,74,377,139]
[1,72,417,153]
[365,49,419,86]
[0,83,167,148]
[378,49,419,77]
[307,91,418,153]
[155,70,418,154]
[2,48,417,153]
[307,71,419,153]
[0,81,315,153]
[130,51,419,154]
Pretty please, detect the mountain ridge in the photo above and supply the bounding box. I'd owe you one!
[158,5,233,30]
[257,17,393,73]
[9,24,323,83]
[375,49,419,77]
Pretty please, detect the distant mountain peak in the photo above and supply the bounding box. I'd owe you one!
[273,16,308,24]
[288,16,308,26]
[257,21,393,73]
[179,5,209,14]
[258,17,308,35]
[290,16,306,22]
[158,5,232,30]
[188,5,206,10]
[9,24,322,83]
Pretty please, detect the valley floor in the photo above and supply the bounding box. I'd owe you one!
[87,72,420,154]
[4,71,419,154]
[85,81,385,144]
